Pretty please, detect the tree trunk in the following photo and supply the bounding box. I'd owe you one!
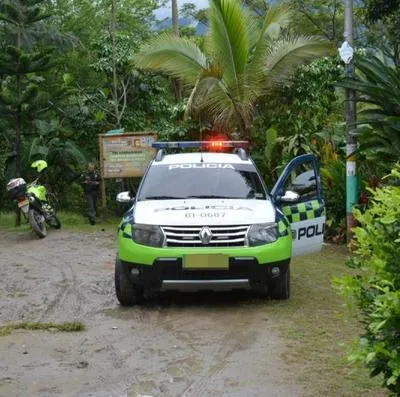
[172,0,182,102]
[15,27,22,226]
[172,0,179,36]
[15,85,22,179]
[110,0,121,127]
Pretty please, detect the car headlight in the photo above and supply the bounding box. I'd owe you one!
[132,224,165,247]
[247,223,278,246]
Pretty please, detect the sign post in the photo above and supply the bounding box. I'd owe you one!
[99,132,158,207]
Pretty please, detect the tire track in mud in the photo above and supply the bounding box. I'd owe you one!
[182,311,259,397]
[36,255,89,322]
[29,232,115,322]
[0,230,302,397]
[147,303,262,397]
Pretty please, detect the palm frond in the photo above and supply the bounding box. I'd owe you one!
[206,0,250,86]
[340,56,400,117]
[134,33,208,84]
[248,3,294,79]
[341,80,400,105]
[356,57,400,90]
[185,74,221,117]
[204,79,255,131]
[265,36,332,84]
[259,4,293,41]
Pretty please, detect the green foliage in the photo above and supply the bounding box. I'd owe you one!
[0,0,71,180]
[135,0,331,138]
[336,165,400,395]
[321,158,346,236]
[251,126,283,186]
[0,0,187,213]
[340,54,400,170]
[290,0,345,44]
[363,0,400,23]
[263,57,343,140]
[252,57,344,185]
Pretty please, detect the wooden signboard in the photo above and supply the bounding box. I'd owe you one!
[99,132,158,179]
[99,132,158,207]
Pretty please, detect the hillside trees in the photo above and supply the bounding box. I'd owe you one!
[0,0,62,177]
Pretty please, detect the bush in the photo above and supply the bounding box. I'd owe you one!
[321,159,346,242]
[336,165,400,395]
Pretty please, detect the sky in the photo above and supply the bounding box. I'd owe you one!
[155,0,209,19]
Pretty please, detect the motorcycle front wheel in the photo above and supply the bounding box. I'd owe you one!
[28,209,47,238]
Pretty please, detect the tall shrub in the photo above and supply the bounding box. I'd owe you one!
[336,165,400,395]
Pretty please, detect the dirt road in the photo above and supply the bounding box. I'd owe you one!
[0,229,303,397]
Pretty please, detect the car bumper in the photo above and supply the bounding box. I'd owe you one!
[120,256,290,291]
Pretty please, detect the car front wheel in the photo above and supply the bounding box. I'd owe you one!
[268,265,290,300]
[115,257,144,306]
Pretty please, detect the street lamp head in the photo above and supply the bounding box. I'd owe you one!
[339,41,354,64]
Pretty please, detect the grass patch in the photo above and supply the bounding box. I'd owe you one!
[267,245,387,397]
[0,321,86,336]
[0,212,29,230]
[0,211,119,233]
[57,211,119,233]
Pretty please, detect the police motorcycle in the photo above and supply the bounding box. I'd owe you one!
[6,160,61,238]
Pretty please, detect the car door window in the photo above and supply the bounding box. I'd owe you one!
[283,161,318,203]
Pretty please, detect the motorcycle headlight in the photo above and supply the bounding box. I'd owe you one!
[247,223,278,246]
[132,224,165,247]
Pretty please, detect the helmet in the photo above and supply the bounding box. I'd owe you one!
[31,160,48,173]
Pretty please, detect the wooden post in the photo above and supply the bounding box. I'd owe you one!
[99,135,107,208]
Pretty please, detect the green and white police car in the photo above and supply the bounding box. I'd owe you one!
[115,141,325,305]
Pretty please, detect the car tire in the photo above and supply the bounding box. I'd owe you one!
[253,282,269,299]
[268,266,290,300]
[115,257,144,306]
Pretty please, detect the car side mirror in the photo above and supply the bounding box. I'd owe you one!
[116,191,134,203]
[279,190,300,204]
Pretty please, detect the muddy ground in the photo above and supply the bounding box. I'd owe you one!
[0,228,304,397]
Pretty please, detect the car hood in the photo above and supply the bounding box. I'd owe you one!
[133,199,276,226]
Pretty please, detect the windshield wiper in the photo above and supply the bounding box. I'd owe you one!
[185,195,244,199]
[140,195,186,201]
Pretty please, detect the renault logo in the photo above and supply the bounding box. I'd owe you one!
[199,227,213,245]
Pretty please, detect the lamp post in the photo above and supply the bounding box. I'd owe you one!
[339,0,358,242]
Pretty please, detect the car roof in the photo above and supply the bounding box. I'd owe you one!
[151,152,253,165]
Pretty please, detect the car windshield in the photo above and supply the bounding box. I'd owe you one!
[137,163,268,201]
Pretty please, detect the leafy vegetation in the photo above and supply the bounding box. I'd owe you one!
[134,0,331,139]
[0,0,397,244]
[336,166,400,395]
[340,54,400,170]
[0,0,67,177]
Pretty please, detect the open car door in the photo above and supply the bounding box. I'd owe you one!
[271,154,325,257]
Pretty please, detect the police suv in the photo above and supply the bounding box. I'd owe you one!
[115,141,325,305]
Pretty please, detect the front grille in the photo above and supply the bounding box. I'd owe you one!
[161,225,249,247]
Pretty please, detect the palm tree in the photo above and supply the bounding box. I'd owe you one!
[134,0,331,139]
